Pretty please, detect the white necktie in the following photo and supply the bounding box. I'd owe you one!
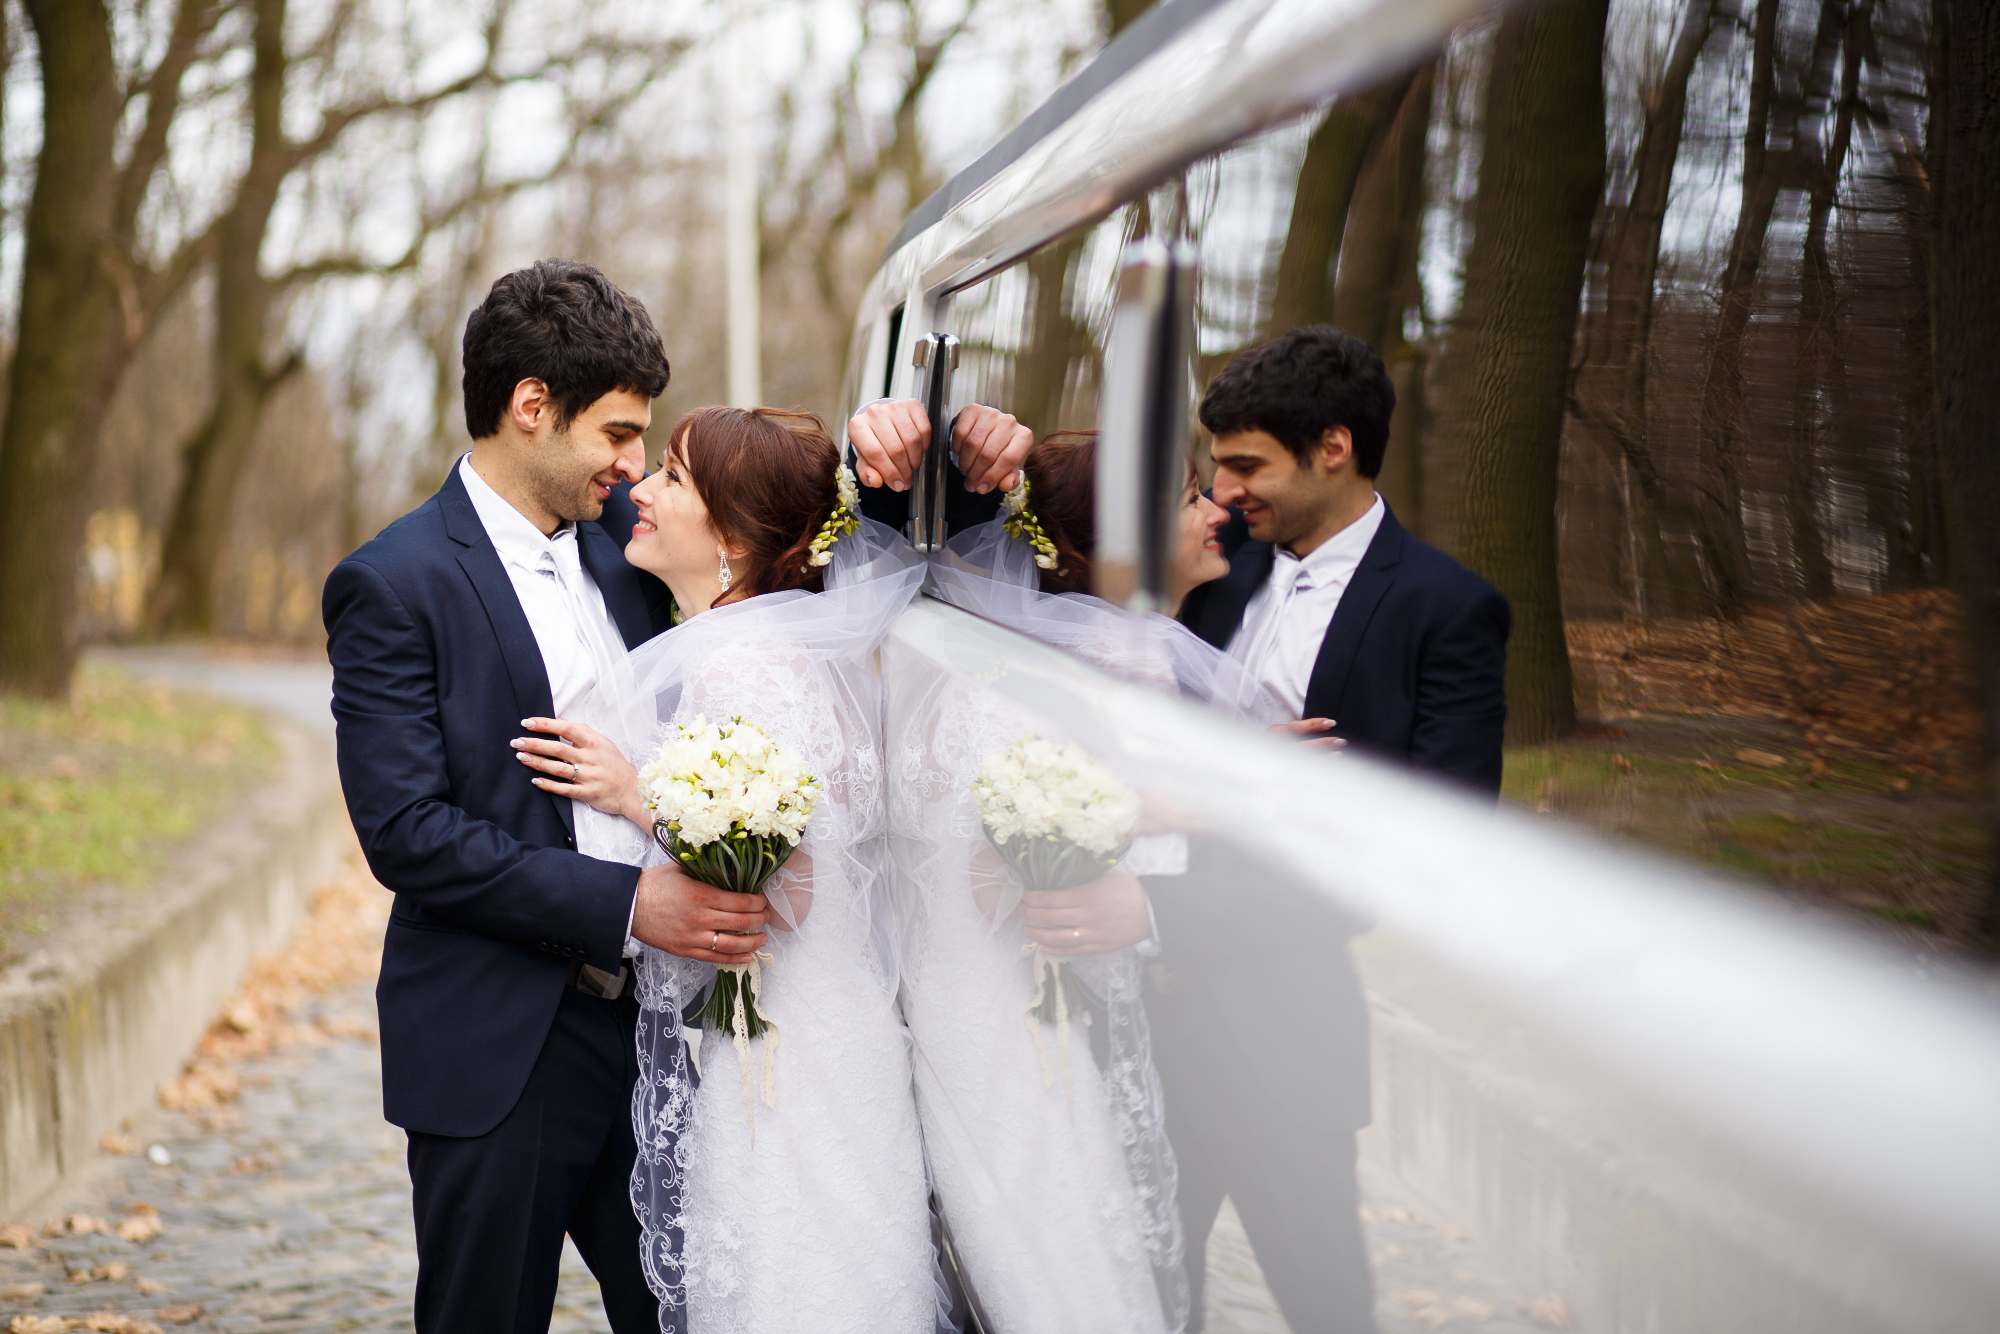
[1242,556,1307,684]
[541,530,625,704]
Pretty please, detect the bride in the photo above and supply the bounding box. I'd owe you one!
[533,406,940,1334]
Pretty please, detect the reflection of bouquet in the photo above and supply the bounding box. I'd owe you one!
[972,737,1139,1066]
[640,715,817,1078]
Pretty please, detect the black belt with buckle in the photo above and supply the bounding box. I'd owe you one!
[569,961,632,1000]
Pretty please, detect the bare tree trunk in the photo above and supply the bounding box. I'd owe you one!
[0,0,123,696]
[1892,134,1947,585]
[1334,65,1435,530]
[148,0,292,638]
[1790,0,1875,601]
[1929,0,2000,955]
[1448,0,1609,744]
[1264,77,1412,336]
[1694,0,1790,617]
[1566,0,1716,618]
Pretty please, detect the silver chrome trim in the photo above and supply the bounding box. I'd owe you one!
[857,0,1499,316]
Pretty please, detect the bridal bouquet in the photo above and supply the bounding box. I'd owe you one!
[640,715,818,1106]
[972,736,1139,1083]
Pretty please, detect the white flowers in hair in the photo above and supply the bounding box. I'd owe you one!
[1000,475,1060,571]
[972,735,1140,856]
[807,462,863,568]
[638,715,820,850]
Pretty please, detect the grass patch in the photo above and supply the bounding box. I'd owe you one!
[0,664,277,955]
[1506,721,1990,945]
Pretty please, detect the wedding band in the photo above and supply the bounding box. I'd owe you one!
[711,930,719,950]
[568,761,580,781]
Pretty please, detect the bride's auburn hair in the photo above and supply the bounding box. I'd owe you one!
[665,406,840,601]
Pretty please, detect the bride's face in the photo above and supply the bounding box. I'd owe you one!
[1169,474,1230,599]
[627,428,723,585]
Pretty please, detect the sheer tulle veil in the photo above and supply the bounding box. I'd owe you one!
[567,518,923,1323]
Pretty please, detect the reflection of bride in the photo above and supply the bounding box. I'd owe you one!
[888,433,1274,1334]
[562,407,940,1334]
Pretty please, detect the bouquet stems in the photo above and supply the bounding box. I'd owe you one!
[654,825,797,1040]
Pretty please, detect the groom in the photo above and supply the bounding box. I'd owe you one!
[1157,324,1509,1331]
[323,259,771,1333]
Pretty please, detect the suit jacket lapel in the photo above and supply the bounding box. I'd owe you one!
[577,523,658,649]
[1188,541,1275,651]
[1303,504,1406,721]
[437,468,572,837]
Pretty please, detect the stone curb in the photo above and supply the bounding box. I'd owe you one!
[0,716,352,1218]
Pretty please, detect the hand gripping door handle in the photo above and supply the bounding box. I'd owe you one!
[909,331,960,553]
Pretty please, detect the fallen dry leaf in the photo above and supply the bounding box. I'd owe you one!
[81,1317,162,1334]
[92,1263,130,1282]
[1735,747,1788,769]
[133,1279,168,1297]
[1519,1294,1573,1329]
[98,1133,139,1156]
[60,1215,108,1236]
[114,1213,162,1243]
[157,1063,239,1111]
[9,1317,72,1334]
[0,1282,48,1301]
[1390,1290,1493,1330]
[0,1223,34,1249]
[152,1309,199,1327]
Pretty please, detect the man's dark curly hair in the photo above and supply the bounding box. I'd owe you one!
[1197,325,1394,478]
[461,258,670,438]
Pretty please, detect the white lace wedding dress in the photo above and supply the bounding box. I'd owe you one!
[583,527,940,1334]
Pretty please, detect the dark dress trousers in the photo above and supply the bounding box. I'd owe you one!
[322,465,675,1333]
[1154,499,1509,1331]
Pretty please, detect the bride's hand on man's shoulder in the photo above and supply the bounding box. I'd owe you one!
[512,717,644,825]
[847,399,1032,495]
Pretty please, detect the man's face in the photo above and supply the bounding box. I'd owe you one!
[1207,428,1342,548]
[528,387,651,524]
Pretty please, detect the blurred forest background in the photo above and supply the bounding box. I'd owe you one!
[0,0,1992,950]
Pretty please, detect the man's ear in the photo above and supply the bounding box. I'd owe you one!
[1314,426,1355,476]
[508,378,550,435]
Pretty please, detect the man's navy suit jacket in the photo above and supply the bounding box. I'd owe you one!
[1178,501,1510,795]
[321,466,674,1137]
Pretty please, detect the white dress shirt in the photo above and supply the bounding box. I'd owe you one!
[1229,494,1385,719]
[458,456,640,954]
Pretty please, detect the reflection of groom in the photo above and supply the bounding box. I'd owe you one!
[322,260,771,1333]
[1157,325,1509,1331]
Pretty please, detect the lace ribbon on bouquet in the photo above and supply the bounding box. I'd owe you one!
[1021,943,1075,1104]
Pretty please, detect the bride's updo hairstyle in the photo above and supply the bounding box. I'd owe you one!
[666,405,840,602]
[1021,430,1099,595]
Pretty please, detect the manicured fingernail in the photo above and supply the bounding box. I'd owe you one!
[510,739,524,748]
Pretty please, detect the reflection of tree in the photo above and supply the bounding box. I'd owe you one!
[1445,0,1610,744]
[1929,0,2000,953]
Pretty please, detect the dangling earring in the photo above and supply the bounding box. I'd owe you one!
[717,548,733,594]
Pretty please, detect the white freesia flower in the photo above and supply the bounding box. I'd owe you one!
[638,714,821,851]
